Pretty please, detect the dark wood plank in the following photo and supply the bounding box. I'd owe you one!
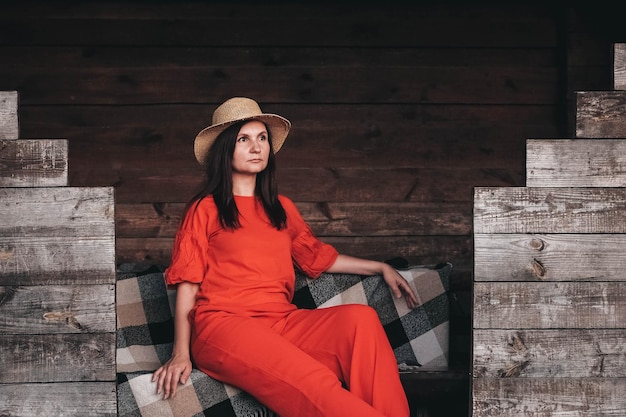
[115,235,473,269]
[0,333,115,382]
[576,91,626,138]
[473,329,626,378]
[1,66,559,106]
[475,233,626,282]
[0,91,18,139]
[0,139,68,187]
[116,201,471,238]
[474,282,626,329]
[0,382,116,417]
[0,4,558,47]
[474,187,626,233]
[0,284,115,333]
[526,139,626,187]
[473,378,626,416]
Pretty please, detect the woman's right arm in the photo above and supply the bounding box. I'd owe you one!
[152,281,199,399]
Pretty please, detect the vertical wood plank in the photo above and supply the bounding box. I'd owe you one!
[615,43,626,90]
[0,91,18,139]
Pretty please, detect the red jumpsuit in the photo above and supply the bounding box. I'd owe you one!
[166,195,410,417]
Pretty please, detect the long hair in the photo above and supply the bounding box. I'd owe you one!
[186,120,287,230]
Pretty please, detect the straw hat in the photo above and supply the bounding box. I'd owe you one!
[194,97,291,165]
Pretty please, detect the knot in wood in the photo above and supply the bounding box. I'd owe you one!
[531,258,546,279]
[529,238,545,251]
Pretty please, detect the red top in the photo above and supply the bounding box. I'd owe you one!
[165,195,338,315]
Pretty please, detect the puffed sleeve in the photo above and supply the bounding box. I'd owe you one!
[165,201,211,286]
[282,196,338,278]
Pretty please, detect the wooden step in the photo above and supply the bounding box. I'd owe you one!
[0,186,115,284]
[615,43,626,90]
[0,139,69,187]
[526,138,626,187]
[576,90,626,138]
[0,91,18,140]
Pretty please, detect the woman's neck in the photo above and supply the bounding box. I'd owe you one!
[232,174,257,196]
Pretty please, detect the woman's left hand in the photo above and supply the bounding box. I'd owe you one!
[381,263,418,309]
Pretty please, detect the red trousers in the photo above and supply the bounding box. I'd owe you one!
[191,303,410,417]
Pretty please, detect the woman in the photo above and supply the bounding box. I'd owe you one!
[152,97,417,417]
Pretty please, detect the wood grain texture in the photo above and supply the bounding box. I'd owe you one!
[0,90,18,139]
[474,233,626,281]
[615,43,626,90]
[473,329,626,378]
[0,139,68,187]
[0,382,116,417]
[0,284,115,333]
[526,139,626,187]
[576,91,626,138]
[473,187,626,233]
[473,378,626,416]
[0,333,115,382]
[474,282,626,329]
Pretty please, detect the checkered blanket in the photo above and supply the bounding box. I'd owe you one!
[116,262,451,417]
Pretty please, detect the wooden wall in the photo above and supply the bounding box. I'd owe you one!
[1,1,620,376]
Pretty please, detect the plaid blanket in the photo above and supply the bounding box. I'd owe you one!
[116,262,451,417]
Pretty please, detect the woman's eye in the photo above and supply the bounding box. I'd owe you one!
[237,136,247,142]
[259,135,267,141]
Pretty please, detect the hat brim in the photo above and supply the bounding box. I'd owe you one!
[194,114,291,165]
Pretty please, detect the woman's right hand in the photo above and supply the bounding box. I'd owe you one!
[152,353,193,399]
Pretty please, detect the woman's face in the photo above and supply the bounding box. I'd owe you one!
[232,120,271,175]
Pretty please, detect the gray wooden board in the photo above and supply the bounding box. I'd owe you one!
[576,91,626,138]
[474,233,626,281]
[473,329,626,378]
[0,91,18,139]
[0,139,68,187]
[474,187,626,234]
[615,43,626,91]
[0,284,115,333]
[0,382,117,417]
[526,139,626,187]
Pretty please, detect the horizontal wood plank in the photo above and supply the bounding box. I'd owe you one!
[615,43,626,90]
[473,187,626,233]
[0,4,557,47]
[576,91,626,138]
[0,139,68,187]
[116,201,471,238]
[116,235,473,270]
[474,282,626,329]
[0,382,116,417]
[473,378,626,416]
[0,90,18,139]
[473,329,626,378]
[0,284,115,333]
[527,139,626,187]
[1,66,559,106]
[474,233,626,281]
[0,333,115,382]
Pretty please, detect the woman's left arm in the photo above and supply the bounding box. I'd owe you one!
[326,254,418,309]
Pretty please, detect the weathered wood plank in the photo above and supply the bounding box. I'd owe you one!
[576,91,626,138]
[0,382,116,417]
[526,139,626,187]
[0,284,115,333]
[473,187,626,234]
[473,377,626,416]
[0,236,115,285]
[474,233,626,281]
[615,43,626,90]
[0,333,115,382]
[474,282,626,329]
[0,139,68,187]
[116,201,471,238]
[0,187,114,236]
[473,329,626,378]
[0,91,18,139]
[0,66,559,106]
